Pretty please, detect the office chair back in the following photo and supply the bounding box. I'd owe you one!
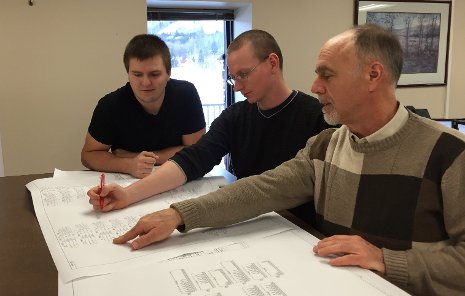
[405,105,431,119]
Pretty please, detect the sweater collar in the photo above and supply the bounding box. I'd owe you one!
[351,102,409,143]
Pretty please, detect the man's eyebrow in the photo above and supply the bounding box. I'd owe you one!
[315,65,334,74]
[131,70,162,74]
[231,68,249,74]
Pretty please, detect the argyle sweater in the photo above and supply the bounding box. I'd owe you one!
[172,113,465,295]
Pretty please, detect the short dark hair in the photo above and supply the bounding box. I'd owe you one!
[123,34,171,73]
[227,29,284,70]
[352,24,404,85]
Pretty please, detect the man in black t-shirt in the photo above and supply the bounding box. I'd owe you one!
[81,34,206,178]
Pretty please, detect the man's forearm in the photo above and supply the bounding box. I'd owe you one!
[81,151,133,174]
[113,146,184,164]
[153,146,185,164]
[124,160,186,204]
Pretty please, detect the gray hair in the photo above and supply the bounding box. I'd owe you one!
[352,24,404,85]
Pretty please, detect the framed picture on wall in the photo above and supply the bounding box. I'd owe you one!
[354,0,452,87]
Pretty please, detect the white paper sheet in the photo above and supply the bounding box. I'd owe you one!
[53,168,140,183]
[40,170,409,295]
[27,176,293,283]
[52,167,211,181]
[63,230,409,296]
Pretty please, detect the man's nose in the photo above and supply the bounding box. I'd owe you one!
[141,75,151,85]
[233,80,244,92]
[310,78,323,95]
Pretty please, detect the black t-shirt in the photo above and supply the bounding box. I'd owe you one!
[171,90,329,180]
[88,79,206,152]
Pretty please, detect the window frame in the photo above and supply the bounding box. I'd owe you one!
[147,7,235,106]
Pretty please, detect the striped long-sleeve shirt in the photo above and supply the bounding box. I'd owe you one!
[172,112,465,296]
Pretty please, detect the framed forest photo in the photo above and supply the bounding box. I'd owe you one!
[355,0,452,87]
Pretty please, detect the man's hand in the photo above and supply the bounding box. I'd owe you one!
[113,208,183,250]
[88,183,131,212]
[113,150,158,178]
[313,235,385,273]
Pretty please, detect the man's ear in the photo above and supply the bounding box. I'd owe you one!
[268,53,280,72]
[367,62,383,91]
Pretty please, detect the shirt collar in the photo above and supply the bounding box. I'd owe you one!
[351,103,409,143]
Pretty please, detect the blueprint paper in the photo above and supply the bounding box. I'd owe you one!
[63,230,410,296]
[27,176,293,283]
[53,168,140,183]
[52,167,211,181]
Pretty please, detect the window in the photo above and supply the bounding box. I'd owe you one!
[458,122,465,134]
[147,8,234,130]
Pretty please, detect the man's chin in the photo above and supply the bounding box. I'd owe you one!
[245,96,258,104]
[136,94,156,102]
[323,113,341,126]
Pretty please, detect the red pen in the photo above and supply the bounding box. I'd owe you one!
[98,173,105,210]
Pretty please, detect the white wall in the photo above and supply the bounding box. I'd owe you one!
[248,0,464,119]
[0,0,147,176]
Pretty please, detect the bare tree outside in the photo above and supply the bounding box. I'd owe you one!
[366,12,441,74]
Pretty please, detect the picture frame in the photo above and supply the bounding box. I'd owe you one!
[354,0,452,87]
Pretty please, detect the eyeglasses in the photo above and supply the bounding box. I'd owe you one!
[227,56,268,86]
